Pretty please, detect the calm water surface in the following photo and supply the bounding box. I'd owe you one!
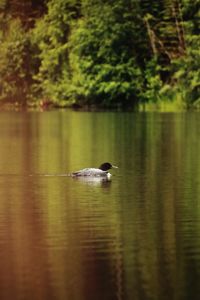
[0,111,200,300]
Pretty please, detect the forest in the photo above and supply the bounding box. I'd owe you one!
[0,0,199,110]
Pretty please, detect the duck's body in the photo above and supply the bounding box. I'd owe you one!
[72,162,118,177]
[72,168,109,177]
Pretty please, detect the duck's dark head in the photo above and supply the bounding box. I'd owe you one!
[99,162,118,171]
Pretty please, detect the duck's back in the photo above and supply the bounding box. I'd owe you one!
[72,168,108,177]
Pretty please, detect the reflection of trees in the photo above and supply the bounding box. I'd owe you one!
[119,113,200,299]
[71,189,124,300]
[1,112,200,300]
[0,111,124,300]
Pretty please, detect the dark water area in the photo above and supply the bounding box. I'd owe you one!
[0,111,200,300]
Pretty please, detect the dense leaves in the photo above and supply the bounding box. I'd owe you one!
[0,0,199,109]
[31,0,80,104]
[0,18,32,104]
[69,0,144,108]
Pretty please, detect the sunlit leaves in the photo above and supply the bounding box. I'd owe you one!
[0,0,199,109]
[0,18,31,102]
[32,0,80,103]
[70,0,143,107]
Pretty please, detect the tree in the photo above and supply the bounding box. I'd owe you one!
[142,0,186,61]
[0,0,47,105]
[0,0,199,109]
[32,0,80,105]
[1,0,47,27]
[70,0,144,108]
[0,17,32,104]
[170,0,200,107]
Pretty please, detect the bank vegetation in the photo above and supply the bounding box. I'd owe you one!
[0,0,199,110]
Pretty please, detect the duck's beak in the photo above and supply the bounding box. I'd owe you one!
[112,165,118,169]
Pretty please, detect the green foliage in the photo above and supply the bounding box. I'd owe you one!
[32,0,80,104]
[166,1,200,108]
[70,0,143,108]
[0,0,199,110]
[143,59,163,102]
[0,17,32,103]
[171,37,200,108]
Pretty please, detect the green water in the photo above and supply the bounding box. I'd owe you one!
[0,111,200,300]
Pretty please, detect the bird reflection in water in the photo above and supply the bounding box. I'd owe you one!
[72,176,112,187]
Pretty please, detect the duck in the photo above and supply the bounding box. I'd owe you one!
[71,162,118,177]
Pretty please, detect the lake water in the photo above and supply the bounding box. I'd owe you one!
[0,110,200,300]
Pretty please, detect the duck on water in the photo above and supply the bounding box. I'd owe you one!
[71,162,118,178]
